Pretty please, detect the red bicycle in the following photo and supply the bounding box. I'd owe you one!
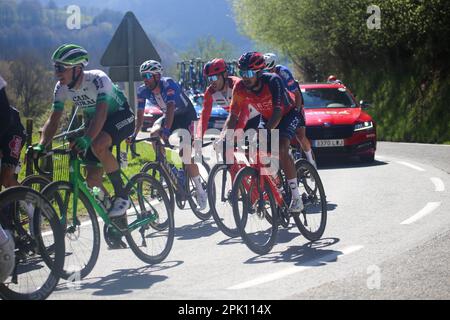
[230,147,327,255]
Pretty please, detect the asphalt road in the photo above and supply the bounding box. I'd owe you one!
[49,141,450,300]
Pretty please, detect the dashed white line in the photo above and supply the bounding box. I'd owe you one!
[396,161,426,172]
[401,202,441,225]
[430,177,445,192]
[227,245,364,290]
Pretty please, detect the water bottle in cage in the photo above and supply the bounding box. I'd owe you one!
[120,151,128,168]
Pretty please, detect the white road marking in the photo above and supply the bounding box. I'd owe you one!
[396,161,426,172]
[430,177,445,192]
[401,202,441,225]
[227,245,364,290]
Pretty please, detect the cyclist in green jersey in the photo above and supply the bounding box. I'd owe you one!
[34,44,135,218]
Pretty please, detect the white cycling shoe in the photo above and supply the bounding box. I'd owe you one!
[196,191,208,211]
[108,198,131,218]
[289,197,304,213]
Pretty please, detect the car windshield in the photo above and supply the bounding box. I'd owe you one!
[302,88,357,109]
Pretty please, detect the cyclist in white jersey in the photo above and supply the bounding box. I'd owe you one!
[34,44,135,218]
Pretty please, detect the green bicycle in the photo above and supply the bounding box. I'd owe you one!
[35,130,174,280]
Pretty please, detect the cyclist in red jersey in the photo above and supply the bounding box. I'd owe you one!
[223,52,304,213]
[196,58,240,139]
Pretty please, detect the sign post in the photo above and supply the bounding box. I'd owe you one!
[101,12,161,113]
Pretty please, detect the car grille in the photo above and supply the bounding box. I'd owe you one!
[306,125,354,140]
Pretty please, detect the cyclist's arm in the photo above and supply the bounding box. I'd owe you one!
[197,89,213,139]
[266,107,282,130]
[293,89,303,110]
[223,82,244,132]
[133,109,144,137]
[164,101,176,130]
[85,102,108,140]
[266,76,285,129]
[40,110,63,146]
[0,88,12,138]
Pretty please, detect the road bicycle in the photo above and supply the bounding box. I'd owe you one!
[132,136,212,222]
[230,143,327,255]
[34,129,174,280]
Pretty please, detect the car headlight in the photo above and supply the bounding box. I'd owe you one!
[354,121,373,131]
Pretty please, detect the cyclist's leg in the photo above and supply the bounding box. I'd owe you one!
[295,108,316,167]
[171,111,207,209]
[90,108,135,217]
[277,110,303,212]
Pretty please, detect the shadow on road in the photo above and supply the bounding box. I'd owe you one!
[217,236,243,246]
[244,237,341,266]
[175,220,220,240]
[57,260,183,296]
[318,158,388,171]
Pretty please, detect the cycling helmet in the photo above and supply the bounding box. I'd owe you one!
[328,75,338,83]
[0,230,15,283]
[52,44,89,67]
[238,52,266,71]
[263,53,277,70]
[203,58,227,77]
[140,60,163,75]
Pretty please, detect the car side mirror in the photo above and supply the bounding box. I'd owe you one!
[360,100,372,109]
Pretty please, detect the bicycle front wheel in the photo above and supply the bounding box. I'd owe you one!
[141,162,175,214]
[231,167,278,255]
[294,159,327,241]
[125,173,174,265]
[0,187,65,300]
[207,164,239,238]
[42,181,101,280]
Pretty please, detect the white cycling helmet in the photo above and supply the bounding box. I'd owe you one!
[140,60,163,75]
[263,53,277,70]
[0,230,15,283]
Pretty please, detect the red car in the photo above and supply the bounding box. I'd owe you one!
[142,104,163,132]
[301,83,377,162]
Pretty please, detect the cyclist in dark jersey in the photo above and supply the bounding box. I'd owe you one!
[35,44,135,218]
[0,75,18,282]
[223,52,304,213]
[263,53,316,168]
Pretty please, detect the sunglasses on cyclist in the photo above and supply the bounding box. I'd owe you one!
[239,70,257,79]
[141,73,154,80]
[207,75,219,82]
[54,64,73,73]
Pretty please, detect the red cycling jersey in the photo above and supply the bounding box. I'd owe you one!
[229,74,295,124]
[197,76,240,138]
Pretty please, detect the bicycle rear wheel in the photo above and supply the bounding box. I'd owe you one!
[231,167,278,255]
[0,187,65,300]
[21,175,51,192]
[125,173,174,265]
[41,181,101,280]
[294,160,327,241]
[207,164,239,238]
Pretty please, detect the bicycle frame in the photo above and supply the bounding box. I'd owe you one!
[63,150,157,233]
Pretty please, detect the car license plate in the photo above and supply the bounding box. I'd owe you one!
[313,139,344,148]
